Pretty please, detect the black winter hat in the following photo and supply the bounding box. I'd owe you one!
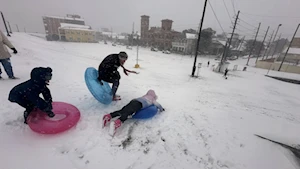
[30,67,52,82]
[118,52,128,60]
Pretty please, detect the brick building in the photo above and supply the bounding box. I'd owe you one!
[140,15,181,50]
[43,14,85,41]
[58,23,96,43]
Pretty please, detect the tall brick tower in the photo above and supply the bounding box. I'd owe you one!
[161,19,173,31]
[141,15,150,40]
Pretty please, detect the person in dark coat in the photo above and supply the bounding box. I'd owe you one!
[98,51,138,101]
[224,68,229,77]
[8,67,55,124]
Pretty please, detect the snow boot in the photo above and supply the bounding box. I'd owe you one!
[102,114,112,128]
[109,119,122,136]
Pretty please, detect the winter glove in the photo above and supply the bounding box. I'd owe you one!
[11,48,17,54]
[46,111,55,118]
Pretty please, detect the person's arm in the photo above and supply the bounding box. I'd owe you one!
[1,31,17,53]
[42,87,53,109]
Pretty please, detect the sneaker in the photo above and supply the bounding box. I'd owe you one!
[102,114,112,128]
[9,76,19,79]
[109,119,122,136]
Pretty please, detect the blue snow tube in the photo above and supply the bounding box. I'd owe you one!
[132,105,158,119]
[84,67,112,105]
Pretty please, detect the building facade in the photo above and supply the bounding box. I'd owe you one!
[43,14,85,41]
[172,33,196,55]
[140,15,181,50]
[58,23,95,43]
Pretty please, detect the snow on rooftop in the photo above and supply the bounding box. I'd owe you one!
[282,47,300,55]
[44,16,85,21]
[60,23,91,29]
[60,27,95,32]
[185,33,197,39]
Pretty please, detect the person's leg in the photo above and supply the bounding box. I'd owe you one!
[109,100,142,135]
[1,58,14,78]
[0,62,2,78]
[14,99,34,124]
[111,79,120,97]
[118,100,142,122]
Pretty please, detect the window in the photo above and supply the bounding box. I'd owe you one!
[77,32,80,35]
[85,32,88,35]
[78,38,81,41]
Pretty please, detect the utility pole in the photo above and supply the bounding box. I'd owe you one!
[267,24,282,58]
[221,10,240,65]
[271,33,281,58]
[15,24,19,32]
[278,24,300,71]
[7,21,12,33]
[132,22,134,34]
[256,26,269,63]
[237,36,245,59]
[24,27,26,33]
[263,30,274,60]
[1,11,10,36]
[191,0,208,77]
[247,22,261,65]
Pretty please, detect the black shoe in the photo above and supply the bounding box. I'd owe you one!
[0,76,2,80]
[9,76,19,80]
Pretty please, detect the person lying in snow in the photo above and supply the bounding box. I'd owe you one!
[97,51,138,101]
[8,67,55,124]
[102,89,165,135]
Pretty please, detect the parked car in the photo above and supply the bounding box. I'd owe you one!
[112,43,116,46]
[151,47,158,51]
[162,50,171,54]
[126,46,132,50]
[228,56,238,60]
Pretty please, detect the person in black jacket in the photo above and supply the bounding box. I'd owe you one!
[8,67,55,124]
[98,52,138,101]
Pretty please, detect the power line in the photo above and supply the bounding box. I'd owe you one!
[208,0,226,34]
[242,12,300,19]
[222,0,233,24]
[231,0,237,15]
[237,23,257,32]
[238,19,258,29]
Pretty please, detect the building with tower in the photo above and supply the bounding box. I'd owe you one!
[140,15,181,50]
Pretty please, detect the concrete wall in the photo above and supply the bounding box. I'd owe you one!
[256,60,300,74]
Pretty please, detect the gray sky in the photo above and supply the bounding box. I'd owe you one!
[1,0,300,40]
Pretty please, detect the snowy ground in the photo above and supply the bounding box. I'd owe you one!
[1,33,300,169]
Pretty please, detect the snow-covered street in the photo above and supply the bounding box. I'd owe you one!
[1,33,300,169]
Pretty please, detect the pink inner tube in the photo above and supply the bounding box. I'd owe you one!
[27,102,81,134]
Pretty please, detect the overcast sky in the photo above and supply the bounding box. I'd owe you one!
[1,0,300,40]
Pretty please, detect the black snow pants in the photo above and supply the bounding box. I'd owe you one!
[110,100,142,122]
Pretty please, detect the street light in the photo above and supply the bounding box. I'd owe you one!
[278,24,300,71]
[270,24,282,55]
